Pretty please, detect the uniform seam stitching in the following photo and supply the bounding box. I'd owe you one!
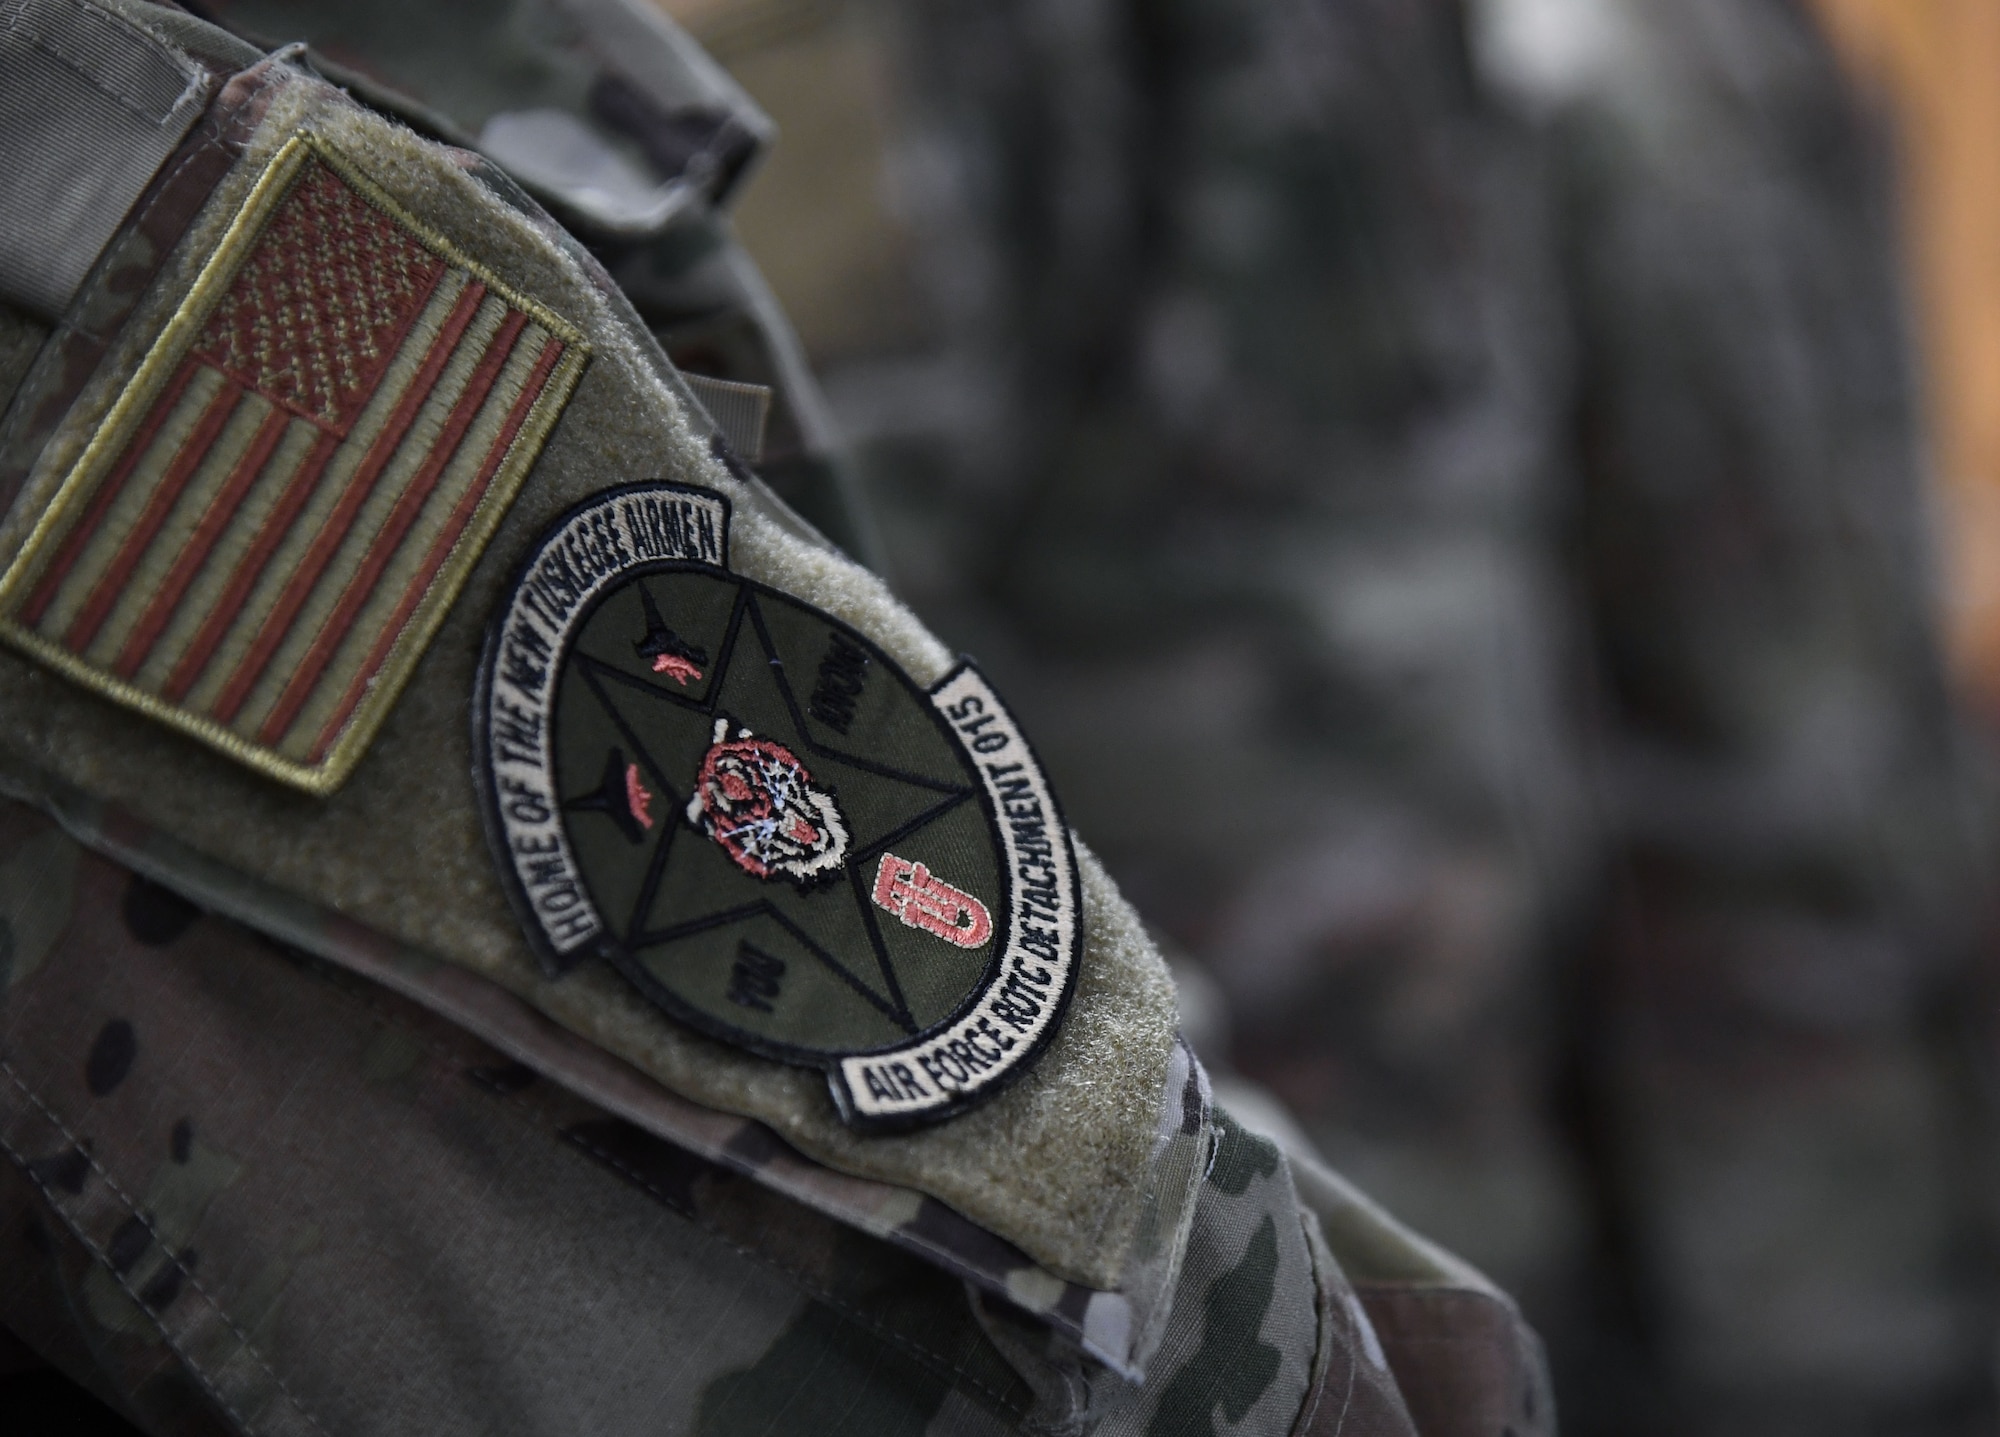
[1297,1208,1357,1437]
[1291,1208,1333,1437]
[0,1127,255,1434]
[564,1126,1030,1420]
[1325,1289,1358,1437]
[0,1055,328,1435]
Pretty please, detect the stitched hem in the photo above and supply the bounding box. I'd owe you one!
[1292,1208,1356,1437]
[0,1056,326,1435]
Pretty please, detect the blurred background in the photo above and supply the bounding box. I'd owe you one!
[664,0,2000,1431]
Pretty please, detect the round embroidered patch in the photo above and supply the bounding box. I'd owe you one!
[475,483,1082,1128]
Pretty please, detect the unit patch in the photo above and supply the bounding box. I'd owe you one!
[0,132,588,793]
[476,483,1083,1129]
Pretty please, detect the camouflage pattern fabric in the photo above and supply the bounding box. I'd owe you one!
[0,760,1172,1372]
[0,792,1509,1435]
[867,0,1998,1431]
[0,3,1552,1432]
[0,795,1033,1436]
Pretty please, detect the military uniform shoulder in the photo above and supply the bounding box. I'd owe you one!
[0,0,1187,1380]
[0,10,1561,1434]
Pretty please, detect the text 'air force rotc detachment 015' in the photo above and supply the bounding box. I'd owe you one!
[0,1,1554,1434]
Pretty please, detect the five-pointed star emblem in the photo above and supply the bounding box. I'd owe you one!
[554,573,990,1053]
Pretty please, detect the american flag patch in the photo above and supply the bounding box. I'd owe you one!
[0,134,588,793]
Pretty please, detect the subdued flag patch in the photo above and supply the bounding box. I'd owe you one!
[0,133,588,793]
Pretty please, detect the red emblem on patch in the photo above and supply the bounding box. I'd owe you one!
[652,653,702,684]
[624,762,655,831]
[871,853,993,949]
[685,718,851,883]
[636,581,706,687]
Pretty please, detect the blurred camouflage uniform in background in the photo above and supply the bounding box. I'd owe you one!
[716,0,1995,1431]
[0,1,1552,1433]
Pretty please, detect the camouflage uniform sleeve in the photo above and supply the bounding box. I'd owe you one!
[1092,1103,1553,1437]
[0,6,1551,1434]
[1292,1149,1555,1437]
[1093,1108,1415,1437]
[0,796,1039,1436]
[2,790,1510,1437]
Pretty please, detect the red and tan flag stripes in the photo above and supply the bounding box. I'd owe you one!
[0,134,588,793]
